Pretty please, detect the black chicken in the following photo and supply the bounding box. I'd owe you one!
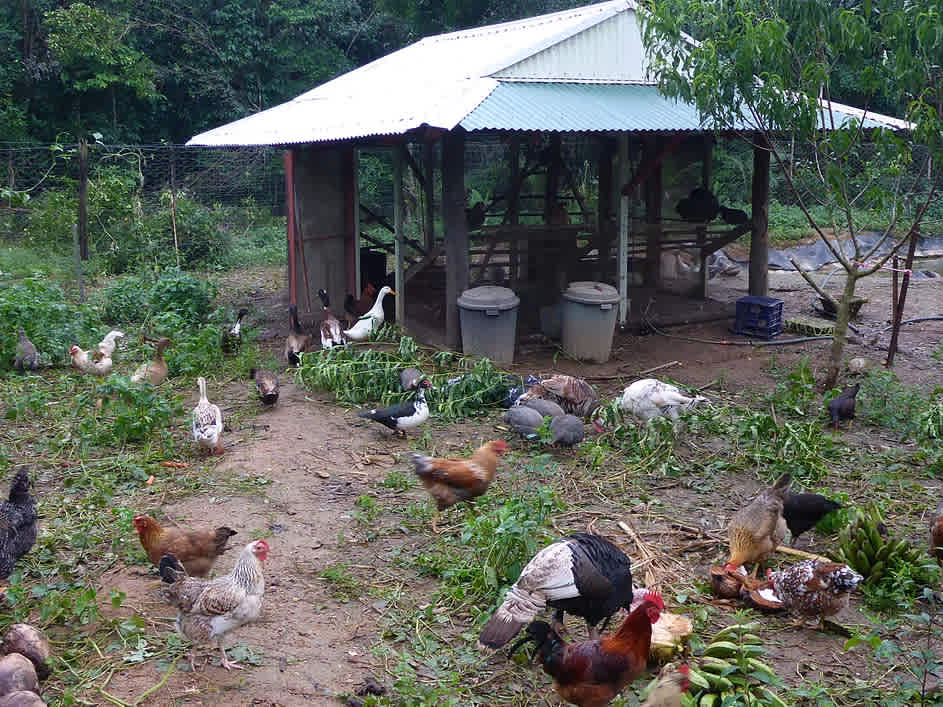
[783,492,843,544]
[478,533,633,648]
[827,384,859,430]
[676,187,719,222]
[718,205,750,225]
[0,469,39,580]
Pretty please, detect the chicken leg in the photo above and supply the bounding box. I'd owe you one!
[219,641,243,671]
[431,509,440,534]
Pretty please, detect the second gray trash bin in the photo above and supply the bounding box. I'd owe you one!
[457,286,520,363]
[561,281,620,363]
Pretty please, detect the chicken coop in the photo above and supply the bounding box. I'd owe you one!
[188,0,908,351]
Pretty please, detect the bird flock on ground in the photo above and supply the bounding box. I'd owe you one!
[6,287,941,704]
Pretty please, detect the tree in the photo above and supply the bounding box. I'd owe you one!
[641,0,943,386]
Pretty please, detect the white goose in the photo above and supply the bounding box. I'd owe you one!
[192,376,224,455]
[342,286,395,342]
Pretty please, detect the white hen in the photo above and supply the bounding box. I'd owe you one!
[97,330,125,357]
[192,376,224,455]
[619,378,708,422]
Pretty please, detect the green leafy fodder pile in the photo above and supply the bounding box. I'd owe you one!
[295,332,517,422]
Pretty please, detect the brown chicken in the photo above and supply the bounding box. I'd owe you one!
[133,515,236,577]
[159,539,267,670]
[725,473,791,575]
[344,283,376,323]
[517,375,602,419]
[409,440,507,533]
[767,560,862,629]
[642,664,690,707]
[931,500,943,564]
[510,591,665,707]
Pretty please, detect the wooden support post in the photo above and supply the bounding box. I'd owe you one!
[749,133,771,297]
[508,136,520,288]
[643,136,662,288]
[72,223,84,302]
[443,131,469,350]
[422,142,435,253]
[597,136,614,282]
[285,150,297,307]
[344,146,358,300]
[618,135,631,327]
[393,144,405,325]
[77,139,89,261]
[169,145,180,268]
[353,148,361,295]
[886,229,919,367]
[698,134,713,299]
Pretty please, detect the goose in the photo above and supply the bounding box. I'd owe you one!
[131,338,172,385]
[285,305,312,366]
[317,289,346,349]
[221,308,249,355]
[358,380,430,436]
[251,368,279,406]
[343,286,395,342]
[192,376,224,455]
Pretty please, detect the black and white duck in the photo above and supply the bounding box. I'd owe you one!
[221,308,249,356]
[358,380,431,435]
[317,289,346,349]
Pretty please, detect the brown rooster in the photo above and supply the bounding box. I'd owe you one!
[725,473,791,576]
[510,591,665,707]
[133,515,236,577]
[931,500,943,564]
[409,440,506,533]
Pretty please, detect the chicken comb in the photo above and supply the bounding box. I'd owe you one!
[643,590,664,609]
[678,665,690,675]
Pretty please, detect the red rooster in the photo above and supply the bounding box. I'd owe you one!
[510,591,664,707]
[409,440,506,533]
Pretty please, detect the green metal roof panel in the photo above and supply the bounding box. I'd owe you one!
[460,82,904,133]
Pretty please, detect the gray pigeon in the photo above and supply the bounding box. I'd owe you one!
[503,406,544,440]
[521,397,565,419]
[13,327,39,371]
[550,414,585,447]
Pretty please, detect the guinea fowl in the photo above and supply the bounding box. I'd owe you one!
[399,367,424,391]
[358,380,431,436]
[827,384,859,430]
[931,500,943,564]
[726,473,791,576]
[13,327,39,371]
[250,369,279,406]
[220,308,249,356]
[521,398,566,419]
[504,405,544,440]
[783,492,843,544]
[0,468,39,582]
[479,533,634,648]
[317,289,345,349]
[285,305,312,366]
[551,415,585,447]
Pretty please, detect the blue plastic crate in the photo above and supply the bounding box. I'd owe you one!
[734,296,784,339]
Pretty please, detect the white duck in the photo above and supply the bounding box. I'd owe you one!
[619,378,709,422]
[342,286,394,342]
[192,376,224,455]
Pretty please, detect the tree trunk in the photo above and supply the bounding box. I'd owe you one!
[824,272,858,387]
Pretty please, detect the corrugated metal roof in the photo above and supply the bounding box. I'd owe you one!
[187,1,634,146]
[460,83,909,133]
[186,0,909,147]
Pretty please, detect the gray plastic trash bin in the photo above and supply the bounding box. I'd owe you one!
[457,286,520,363]
[561,281,620,363]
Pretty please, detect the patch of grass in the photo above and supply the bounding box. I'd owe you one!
[381,468,414,491]
[319,562,361,600]
[859,367,936,439]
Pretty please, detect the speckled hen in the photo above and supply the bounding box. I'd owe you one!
[768,560,862,629]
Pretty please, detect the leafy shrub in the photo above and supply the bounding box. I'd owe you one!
[73,374,182,448]
[24,188,76,252]
[147,269,215,325]
[163,192,230,268]
[98,272,153,324]
[860,368,929,439]
[0,277,102,369]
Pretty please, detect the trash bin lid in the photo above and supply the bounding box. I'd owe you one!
[457,286,520,311]
[562,281,620,305]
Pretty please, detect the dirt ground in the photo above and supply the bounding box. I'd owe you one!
[94,260,943,706]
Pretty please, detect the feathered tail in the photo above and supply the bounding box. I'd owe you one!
[409,453,434,479]
[478,585,546,648]
[159,553,187,584]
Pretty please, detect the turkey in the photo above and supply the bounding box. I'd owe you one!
[619,379,708,422]
[479,533,633,648]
